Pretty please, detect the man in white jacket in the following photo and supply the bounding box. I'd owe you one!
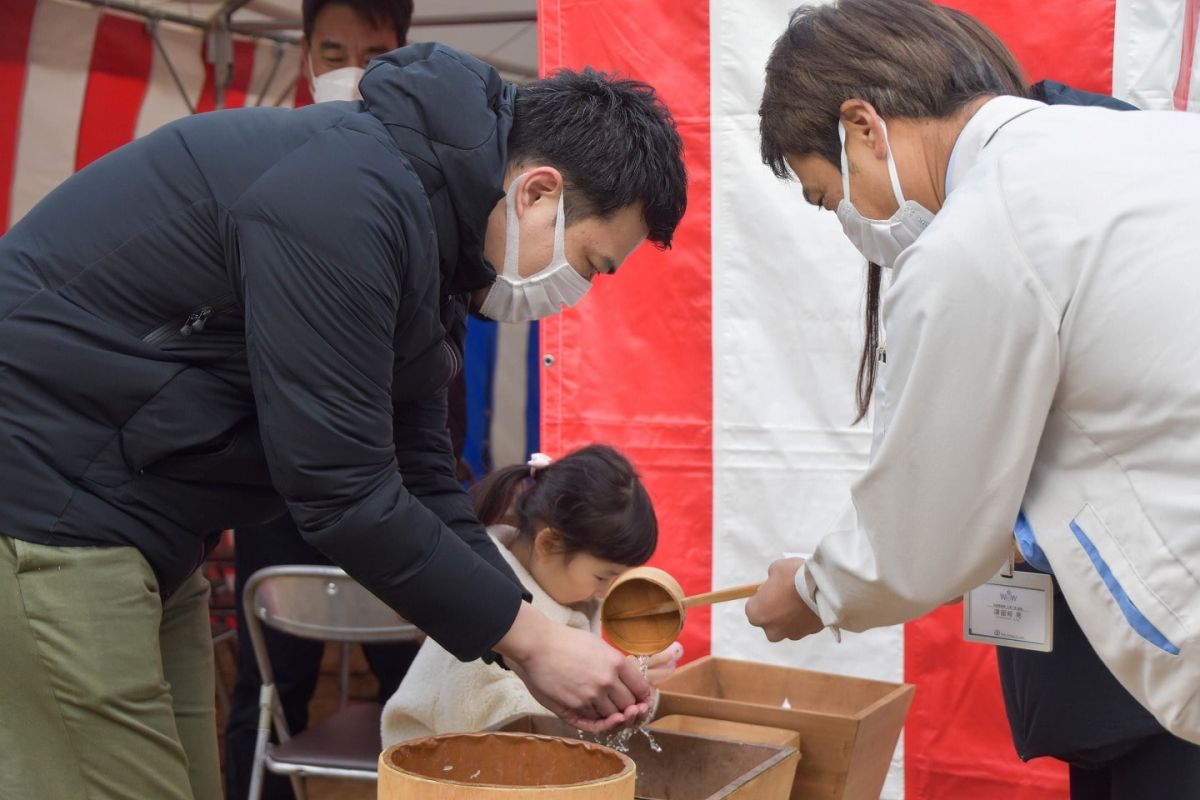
[747,0,1200,746]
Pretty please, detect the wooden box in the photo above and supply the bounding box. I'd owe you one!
[656,657,914,800]
[649,715,801,750]
[492,713,799,800]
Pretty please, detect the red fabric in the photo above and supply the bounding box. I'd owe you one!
[1175,0,1200,109]
[295,73,314,108]
[75,14,154,171]
[195,37,257,113]
[0,0,37,233]
[906,605,1069,798]
[538,0,714,662]
[904,5,1115,796]
[939,0,1117,93]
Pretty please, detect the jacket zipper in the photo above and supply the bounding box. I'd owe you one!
[142,295,238,346]
[442,339,462,380]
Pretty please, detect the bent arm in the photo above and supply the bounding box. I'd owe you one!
[799,211,1060,630]
[236,136,521,660]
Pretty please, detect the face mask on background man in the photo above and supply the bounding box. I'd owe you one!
[478,173,593,323]
[309,55,365,103]
[836,118,935,267]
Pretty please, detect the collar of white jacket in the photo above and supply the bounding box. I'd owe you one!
[945,96,1046,196]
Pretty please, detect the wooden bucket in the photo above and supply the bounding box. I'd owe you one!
[378,732,636,799]
[492,714,799,800]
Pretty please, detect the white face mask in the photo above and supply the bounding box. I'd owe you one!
[309,55,364,103]
[478,173,592,323]
[835,119,934,267]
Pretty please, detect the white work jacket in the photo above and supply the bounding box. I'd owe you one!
[797,96,1200,743]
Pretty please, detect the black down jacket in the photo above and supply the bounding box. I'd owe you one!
[0,44,525,661]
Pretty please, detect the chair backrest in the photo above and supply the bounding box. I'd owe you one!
[244,565,420,644]
[243,565,422,691]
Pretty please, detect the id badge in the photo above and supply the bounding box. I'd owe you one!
[962,556,1054,652]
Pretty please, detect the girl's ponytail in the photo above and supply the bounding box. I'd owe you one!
[470,465,532,527]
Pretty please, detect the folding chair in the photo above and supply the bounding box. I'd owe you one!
[243,565,422,800]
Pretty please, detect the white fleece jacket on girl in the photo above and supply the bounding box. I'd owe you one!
[381,526,599,746]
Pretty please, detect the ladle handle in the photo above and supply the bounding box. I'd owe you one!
[681,582,763,609]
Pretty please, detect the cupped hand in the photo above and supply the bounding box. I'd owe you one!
[496,603,652,733]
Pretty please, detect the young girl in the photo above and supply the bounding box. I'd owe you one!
[381,444,681,745]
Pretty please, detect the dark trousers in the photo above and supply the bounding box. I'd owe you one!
[1067,733,1200,800]
[223,515,419,800]
[997,568,1200,800]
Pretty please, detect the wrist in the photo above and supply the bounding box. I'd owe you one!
[493,601,545,663]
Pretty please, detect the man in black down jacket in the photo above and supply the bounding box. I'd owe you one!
[0,44,686,799]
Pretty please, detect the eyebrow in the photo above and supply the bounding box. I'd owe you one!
[318,41,347,53]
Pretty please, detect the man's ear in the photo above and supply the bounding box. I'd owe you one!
[839,98,888,161]
[533,527,564,560]
[513,166,564,220]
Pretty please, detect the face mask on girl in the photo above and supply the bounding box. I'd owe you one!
[308,54,364,103]
[478,173,592,323]
[836,118,935,267]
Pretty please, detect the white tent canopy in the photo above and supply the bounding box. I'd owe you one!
[82,0,537,97]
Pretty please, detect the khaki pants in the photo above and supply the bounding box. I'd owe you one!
[0,536,221,800]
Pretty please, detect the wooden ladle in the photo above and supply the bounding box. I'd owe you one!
[601,566,762,656]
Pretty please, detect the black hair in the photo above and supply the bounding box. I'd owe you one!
[760,0,1024,177]
[471,444,657,567]
[759,0,1027,422]
[302,0,414,47]
[508,68,688,249]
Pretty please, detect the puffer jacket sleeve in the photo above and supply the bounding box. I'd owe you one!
[392,390,527,596]
[233,124,522,662]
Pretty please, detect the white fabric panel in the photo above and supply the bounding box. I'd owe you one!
[8,0,99,227]
[267,43,303,108]
[135,20,206,139]
[247,37,301,109]
[1113,0,1198,110]
[411,22,537,82]
[709,1,904,796]
[491,321,530,467]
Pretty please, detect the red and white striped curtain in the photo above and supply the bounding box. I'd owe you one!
[538,1,1200,798]
[3,0,1198,796]
[1,0,311,236]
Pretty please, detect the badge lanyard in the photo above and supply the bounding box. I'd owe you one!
[963,553,1054,652]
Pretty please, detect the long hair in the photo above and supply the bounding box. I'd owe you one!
[760,0,1027,421]
[471,444,657,566]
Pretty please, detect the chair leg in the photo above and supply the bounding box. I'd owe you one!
[249,680,309,800]
[248,683,274,800]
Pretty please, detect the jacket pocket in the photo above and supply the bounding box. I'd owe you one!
[145,416,273,487]
[119,367,259,479]
[1070,504,1182,655]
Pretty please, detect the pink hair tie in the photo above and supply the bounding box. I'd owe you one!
[527,452,553,477]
